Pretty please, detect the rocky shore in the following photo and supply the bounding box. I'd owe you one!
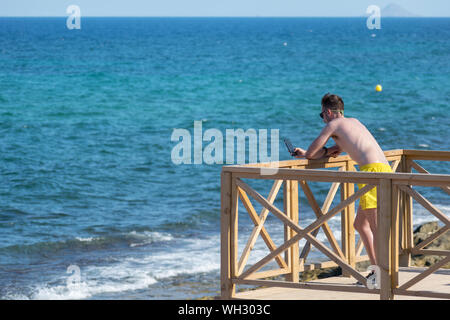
[411,221,450,268]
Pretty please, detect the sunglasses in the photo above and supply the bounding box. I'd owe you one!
[320,109,343,119]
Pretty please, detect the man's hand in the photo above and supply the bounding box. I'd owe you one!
[293,147,307,158]
[327,145,342,158]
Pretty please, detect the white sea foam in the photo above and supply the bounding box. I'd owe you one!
[2,292,30,300]
[26,258,159,300]
[22,232,214,299]
[11,231,175,299]
[412,203,449,229]
[75,237,97,242]
[124,235,222,279]
[128,231,173,247]
[73,231,173,247]
[30,271,158,300]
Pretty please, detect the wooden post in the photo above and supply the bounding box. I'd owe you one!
[230,175,239,291]
[220,171,234,299]
[406,158,414,262]
[341,162,356,277]
[397,155,405,265]
[399,157,414,267]
[283,180,299,282]
[377,179,393,300]
[290,180,299,282]
[391,184,400,289]
[340,176,349,276]
[283,179,291,281]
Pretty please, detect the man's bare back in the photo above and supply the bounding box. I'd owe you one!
[326,117,388,166]
[295,115,389,167]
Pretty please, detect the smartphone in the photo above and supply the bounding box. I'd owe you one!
[283,138,295,156]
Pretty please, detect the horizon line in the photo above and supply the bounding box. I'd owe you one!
[1,15,449,18]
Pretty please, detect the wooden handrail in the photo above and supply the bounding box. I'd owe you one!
[220,149,450,300]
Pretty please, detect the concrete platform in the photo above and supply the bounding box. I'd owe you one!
[234,267,450,300]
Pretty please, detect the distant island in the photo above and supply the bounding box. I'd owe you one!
[381,3,418,17]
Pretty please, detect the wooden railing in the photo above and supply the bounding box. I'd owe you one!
[220,149,450,300]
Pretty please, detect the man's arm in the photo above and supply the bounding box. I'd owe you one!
[304,124,335,160]
[327,145,342,157]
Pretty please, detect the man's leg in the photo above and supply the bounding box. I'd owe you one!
[354,205,378,266]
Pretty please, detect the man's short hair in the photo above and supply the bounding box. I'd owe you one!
[321,93,344,114]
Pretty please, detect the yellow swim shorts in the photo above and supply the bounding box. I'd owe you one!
[357,163,392,210]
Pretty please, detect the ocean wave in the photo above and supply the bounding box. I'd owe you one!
[128,231,173,247]
[75,237,97,242]
[159,209,219,231]
[124,237,222,279]
[0,230,174,255]
[3,234,216,300]
[5,270,158,300]
[411,204,449,230]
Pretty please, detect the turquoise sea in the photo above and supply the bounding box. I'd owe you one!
[0,17,449,299]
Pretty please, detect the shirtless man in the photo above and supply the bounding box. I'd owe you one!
[293,93,391,276]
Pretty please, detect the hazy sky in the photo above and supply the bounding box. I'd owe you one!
[1,0,449,17]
